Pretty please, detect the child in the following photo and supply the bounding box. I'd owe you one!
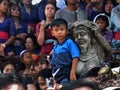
[20,50,33,76]
[94,14,113,45]
[50,18,80,84]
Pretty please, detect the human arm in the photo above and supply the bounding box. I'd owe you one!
[37,20,46,46]
[70,57,78,81]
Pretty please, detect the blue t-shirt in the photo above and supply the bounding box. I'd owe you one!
[51,38,80,69]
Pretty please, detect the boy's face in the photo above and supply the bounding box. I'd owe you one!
[95,19,107,31]
[52,24,68,43]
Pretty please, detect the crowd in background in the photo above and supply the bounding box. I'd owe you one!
[0,0,120,90]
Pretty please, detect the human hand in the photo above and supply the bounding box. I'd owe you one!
[0,44,5,56]
[8,52,14,57]
[40,20,46,30]
[70,71,77,81]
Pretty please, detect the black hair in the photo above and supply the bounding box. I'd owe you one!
[0,73,26,89]
[0,0,10,3]
[44,2,57,16]
[95,15,109,27]
[37,68,52,80]
[51,18,68,29]
[24,35,39,50]
[101,0,117,16]
[1,60,17,73]
[61,78,100,90]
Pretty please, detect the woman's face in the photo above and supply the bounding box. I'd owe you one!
[25,38,34,51]
[45,4,56,18]
[3,64,16,74]
[0,0,9,13]
[73,28,91,48]
[11,6,20,17]
[105,0,114,14]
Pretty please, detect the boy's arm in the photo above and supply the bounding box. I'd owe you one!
[70,57,78,81]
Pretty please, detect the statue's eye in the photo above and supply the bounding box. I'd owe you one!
[80,32,86,36]
[74,33,78,38]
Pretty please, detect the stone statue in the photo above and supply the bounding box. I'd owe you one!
[72,21,112,77]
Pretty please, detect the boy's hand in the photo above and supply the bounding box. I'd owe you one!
[70,71,76,81]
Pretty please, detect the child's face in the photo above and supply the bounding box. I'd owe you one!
[0,0,9,13]
[3,64,16,74]
[45,3,56,18]
[95,19,107,31]
[22,52,32,66]
[37,77,47,90]
[52,24,68,43]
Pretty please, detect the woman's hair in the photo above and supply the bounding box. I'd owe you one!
[61,78,100,90]
[24,35,39,49]
[101,0,117,16]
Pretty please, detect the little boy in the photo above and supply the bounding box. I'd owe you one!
[94,14,113,44]
[50,18,80,84]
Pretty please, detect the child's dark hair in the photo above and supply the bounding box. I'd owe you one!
[51,18,68,29]
[37,68,52,80]
[95,15,109,27]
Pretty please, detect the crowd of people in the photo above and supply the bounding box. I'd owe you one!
[0,0,120,90]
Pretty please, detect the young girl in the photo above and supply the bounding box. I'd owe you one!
[36,2,57,54]
[20,50,33,76]
[0,0,15,56]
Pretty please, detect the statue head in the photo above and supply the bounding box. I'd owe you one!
[72,20,112,61]
[72,21,99,53]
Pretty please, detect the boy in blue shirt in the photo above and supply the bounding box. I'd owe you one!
[50,18,80,84]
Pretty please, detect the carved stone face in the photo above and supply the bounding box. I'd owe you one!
[73,27,91,52]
